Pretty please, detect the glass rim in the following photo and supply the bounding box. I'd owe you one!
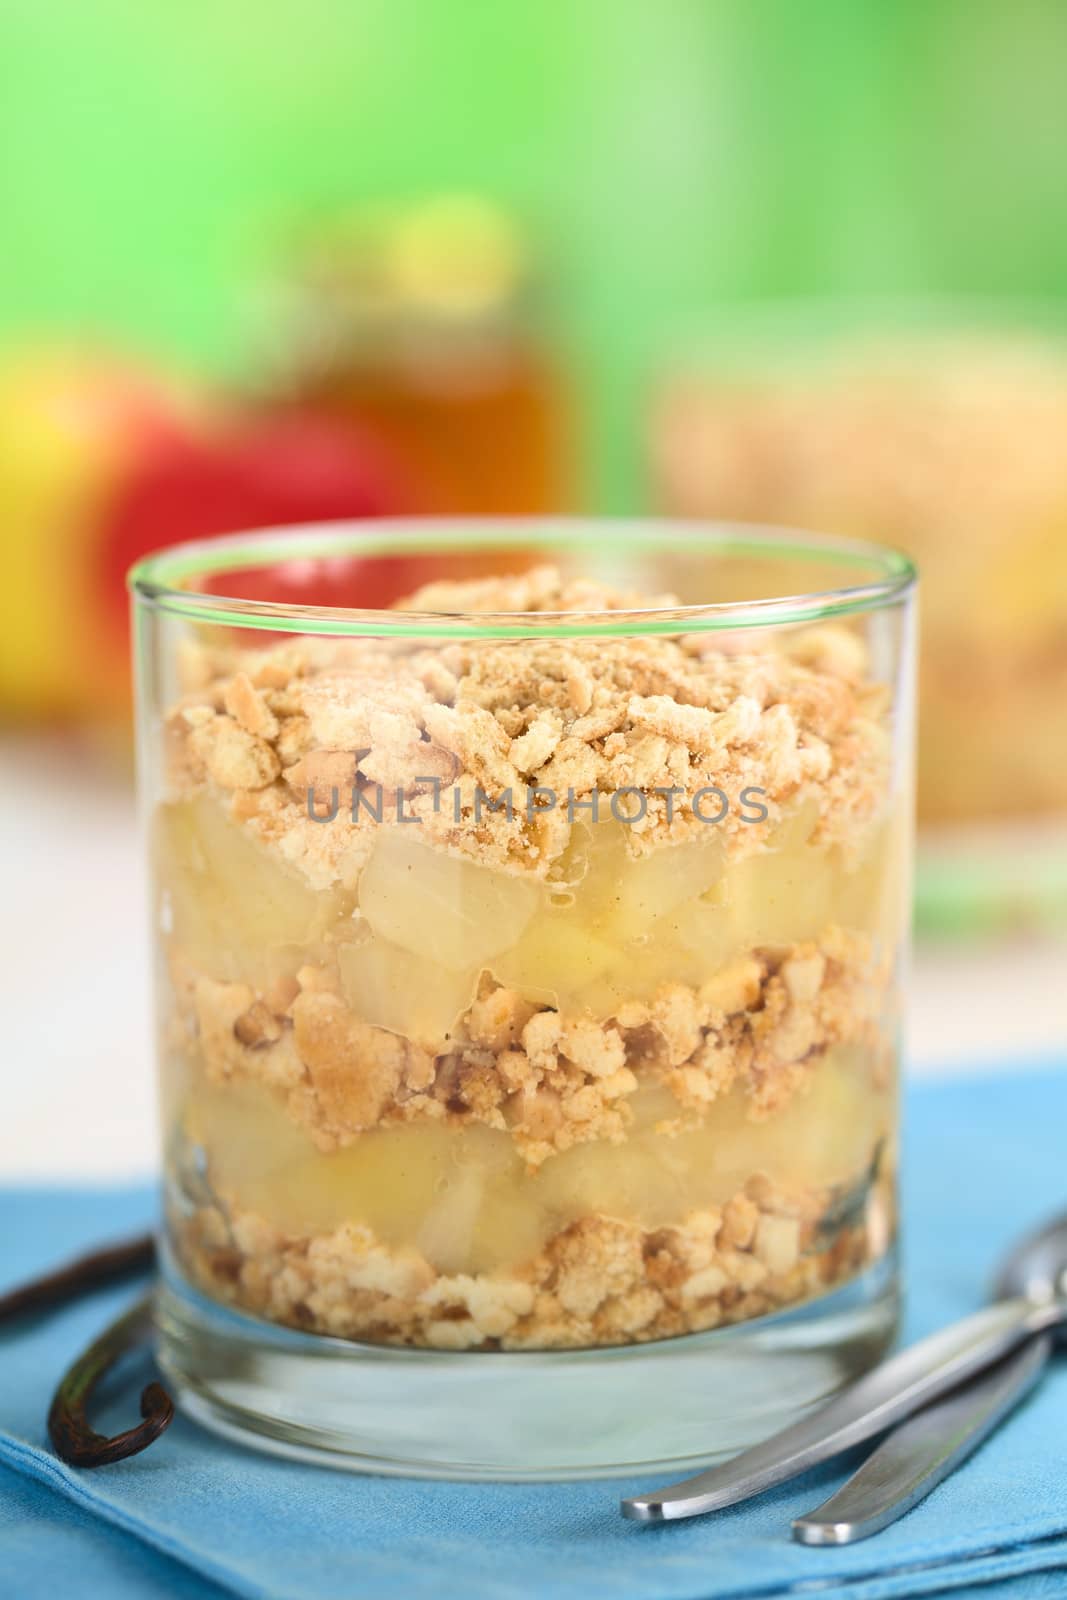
[128,517,917,639]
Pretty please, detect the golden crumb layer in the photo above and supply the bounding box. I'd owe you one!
[172,1160,892,1350]
[164,565,891,888]
[170,926,883,1166]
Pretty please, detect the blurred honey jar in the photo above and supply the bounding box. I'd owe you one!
[265,195,570,516]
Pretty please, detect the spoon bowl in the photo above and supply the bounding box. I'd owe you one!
[992,1212,1067,1313]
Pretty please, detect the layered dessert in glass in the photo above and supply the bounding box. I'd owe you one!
[148,555,906,1352]
[135,524,914,1473]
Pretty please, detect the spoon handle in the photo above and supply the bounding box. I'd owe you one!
[792,1332,1053,1544]
[621,1295,1054,1522]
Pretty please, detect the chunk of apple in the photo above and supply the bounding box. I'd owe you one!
[491,912,618,1006]
[155,796,343,984]
[559,820,725,944]
[339,933,478,1047]
[358,830,540,971]
[602,833,726,942]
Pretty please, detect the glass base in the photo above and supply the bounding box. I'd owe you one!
[155,1248,899,1480]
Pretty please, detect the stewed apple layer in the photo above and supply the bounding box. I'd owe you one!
[167,1037,893,1349]
[170,1040,888,1280]
[155,791,904,1047]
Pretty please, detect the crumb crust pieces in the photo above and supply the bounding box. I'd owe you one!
[174,1163,892,1351]
[165,565,891,888]
[175,927,883,1166]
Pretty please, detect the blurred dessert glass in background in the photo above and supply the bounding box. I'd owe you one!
[651,313,1067,827]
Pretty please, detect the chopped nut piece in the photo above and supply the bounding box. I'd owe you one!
[781,950,827,1005]
[224,672,280,740]
[700,957,763,1017]
[234,1001,283,1049]
[284,749,357,807]
[559,1019,625,1079]
[680,1263,729,1304]
[720,1193,759,1250]
[522,1010,561,1071]
[466,986,536,1051]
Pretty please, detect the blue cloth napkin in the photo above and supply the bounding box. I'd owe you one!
[3,1060,1067,1600]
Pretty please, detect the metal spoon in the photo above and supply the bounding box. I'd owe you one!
[621,1210,1067,1524]
[792,1212,1067,1542]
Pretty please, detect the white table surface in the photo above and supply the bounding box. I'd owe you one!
[3,735,1066,1182]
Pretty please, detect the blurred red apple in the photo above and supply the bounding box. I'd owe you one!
[99,407,401,636]
[0,349,403,721]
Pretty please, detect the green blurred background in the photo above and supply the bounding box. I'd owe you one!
[1,0,1066,1181]
[4,0,1067,507]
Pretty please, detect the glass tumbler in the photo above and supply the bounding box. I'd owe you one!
[131,521,916,1478]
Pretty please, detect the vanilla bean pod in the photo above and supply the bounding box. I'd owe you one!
[0,1231,171,1468]
[0,1233,155,1322]
[47,1293,173,1467]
